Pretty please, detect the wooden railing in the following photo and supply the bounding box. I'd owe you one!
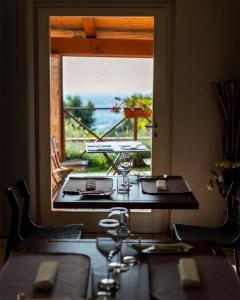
[63,106,151,158]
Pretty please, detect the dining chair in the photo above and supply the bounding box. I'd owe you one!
[5,179,84,262]
[173,181,240,276]
[51,137,73,192]
[51,136,88,171]
[51,136,88,193]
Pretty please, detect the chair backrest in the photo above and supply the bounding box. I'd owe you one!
[51,136,62,167]
[5,179,35,261]
[223,180,240,231]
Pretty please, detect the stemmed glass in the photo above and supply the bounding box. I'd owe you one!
[117,153,133,194]
[96,237,122,291]
[108,207,137,272]
[97,217,121,292]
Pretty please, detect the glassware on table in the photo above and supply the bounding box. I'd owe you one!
[107,207,138,271]
[116,153,133,194]
[99,218,120,229]
[96,237,122,291]
[95,290,113,300]
[108,207,129,224]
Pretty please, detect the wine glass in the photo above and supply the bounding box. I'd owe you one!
[96,237,122,291]
[107,208,137,271]
[117,153,133,193]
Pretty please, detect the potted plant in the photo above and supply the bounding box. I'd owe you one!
[208,80,240,197]
[208,158,240,196]
[111,93,152,119]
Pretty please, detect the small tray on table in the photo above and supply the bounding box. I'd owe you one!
[141,175,193,195]
[63,177,114,197]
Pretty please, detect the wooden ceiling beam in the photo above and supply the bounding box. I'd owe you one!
[82,18,97,38]
[50,16,154,31]
[51,37,153,58]
[50,29,153,40]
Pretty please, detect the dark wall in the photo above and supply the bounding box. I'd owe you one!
[0,0,4,236]
[1,0,30,236]
[0,0,239,235]
[238,0,240,78]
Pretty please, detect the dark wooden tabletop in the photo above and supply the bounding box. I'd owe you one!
[53,175,199,209]
[14,239,240,300]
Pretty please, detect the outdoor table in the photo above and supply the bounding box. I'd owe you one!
[4,239,240,300]
[53,175,199,209]
[85,140,150,174]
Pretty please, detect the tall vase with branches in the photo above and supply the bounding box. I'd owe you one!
[208,80,240,196]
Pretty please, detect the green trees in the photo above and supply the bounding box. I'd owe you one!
[64,95,95,128]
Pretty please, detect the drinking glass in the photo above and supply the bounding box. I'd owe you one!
[107,208,137,271]
[116,153,133,193]
[96,237,122,291]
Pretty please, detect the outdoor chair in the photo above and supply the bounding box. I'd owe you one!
[173,181,240,276]
[51,136,88,171]
[5,179,84,262]
[51,136,88,193]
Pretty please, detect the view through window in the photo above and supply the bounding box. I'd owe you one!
[62,56,153,174]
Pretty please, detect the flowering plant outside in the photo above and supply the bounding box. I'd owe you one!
[111,93,152,113]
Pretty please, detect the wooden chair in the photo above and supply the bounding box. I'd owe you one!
[51,136,88,171]
[51,138,72,193]
[173,181,240,275]
[5,179,84,262]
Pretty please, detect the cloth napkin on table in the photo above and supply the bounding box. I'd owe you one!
[34,261,58,290]
[86,179,96,191]
[178,258,201,287]
[156,179,168,191]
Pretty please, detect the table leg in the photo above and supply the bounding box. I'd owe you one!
[106,153,121,175]
[102,153,119,174]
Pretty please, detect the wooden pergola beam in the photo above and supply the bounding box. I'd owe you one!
[51,37,153,58]
[51,29,153,40]
[82,18,97,38]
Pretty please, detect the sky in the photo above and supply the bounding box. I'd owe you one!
[62,57,153,96]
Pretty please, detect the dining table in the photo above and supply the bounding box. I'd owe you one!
[85,140,150,174]
[2,239,240,300]
[53,175,199,210]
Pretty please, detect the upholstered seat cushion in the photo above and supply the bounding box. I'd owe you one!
[173,224,239,246]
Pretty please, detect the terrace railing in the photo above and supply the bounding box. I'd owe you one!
[63,106,151,168]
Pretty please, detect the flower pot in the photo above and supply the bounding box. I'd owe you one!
[123,107,152,119]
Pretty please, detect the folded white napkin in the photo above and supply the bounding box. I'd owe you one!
[34,261,58,290]
[156,179,167,191]
[86,179,96,191]
[178,258,201,287]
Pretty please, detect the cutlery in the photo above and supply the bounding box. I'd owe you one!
[78,189,114,195]
[139,175,168,180]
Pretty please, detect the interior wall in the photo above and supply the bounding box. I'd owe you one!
[0,0,239,236]
[170,0,239,227]
[0,0,4,236]
[238,0,240,78]
[0,0,31,236]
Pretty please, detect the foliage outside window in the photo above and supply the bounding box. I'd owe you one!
[111,93,152,113]
[64,95,95,128]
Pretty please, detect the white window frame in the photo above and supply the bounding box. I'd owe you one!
[37,1,174,232]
